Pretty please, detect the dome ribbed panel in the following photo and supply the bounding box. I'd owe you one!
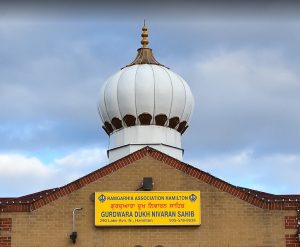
[165,69,186,120]
[153,65,173,117]
[99,78,111,123]
[135,65,155,117]
[104,70,123,121]
[177,75,193,121]
[179,74,194,122]
[117,65,137,119]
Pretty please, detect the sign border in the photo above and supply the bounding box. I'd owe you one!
[94,191,201,227]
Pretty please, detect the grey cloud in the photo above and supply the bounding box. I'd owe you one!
[1,20,300,155]
[1,1,300,21]
[187,150,300,194]
[0,13,300,195]
[0,25,112,151]
[182,49,300,159]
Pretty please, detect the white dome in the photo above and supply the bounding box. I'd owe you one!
[98,64,194,135]
[98,22,195,162]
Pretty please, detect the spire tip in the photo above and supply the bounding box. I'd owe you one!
[141,20,149,48]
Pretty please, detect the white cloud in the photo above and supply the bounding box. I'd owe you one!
[0,154,53,177]
[0,147,107,197]
[53,148,107,183]
[55,147,106,168]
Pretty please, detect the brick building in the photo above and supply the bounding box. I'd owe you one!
[1,24,300,247]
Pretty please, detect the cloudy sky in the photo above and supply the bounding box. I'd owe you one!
[1,1,300,197]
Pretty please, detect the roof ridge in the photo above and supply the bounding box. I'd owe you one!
[1,146,300,212]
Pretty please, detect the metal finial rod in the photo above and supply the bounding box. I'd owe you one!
[141,20,149,48]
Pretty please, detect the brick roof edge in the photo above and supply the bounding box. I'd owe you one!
[1,146,299,212]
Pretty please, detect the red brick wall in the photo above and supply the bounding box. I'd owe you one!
[285,212,300,247]
[285,234,299,247]
[0,218,12,247]
[286,216,298,229]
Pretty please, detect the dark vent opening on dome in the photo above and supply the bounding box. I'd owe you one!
[111,117,123,130]
[155,114,168,126]
[123,115,136,127]
[168,117,180,129]
[177,121,187,133]
[104,122,113,134]
[138,113,152,125]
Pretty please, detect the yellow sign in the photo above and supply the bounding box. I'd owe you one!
[95,191,201,226]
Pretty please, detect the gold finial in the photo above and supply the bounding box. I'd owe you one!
[141,20,149,48]
[124,21,167,68]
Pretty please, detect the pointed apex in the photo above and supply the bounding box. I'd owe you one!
[141,20,149,48]
[124,22,167,68]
